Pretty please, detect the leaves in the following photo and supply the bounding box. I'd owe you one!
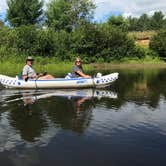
[150,29,166,58]
[7,0,44,27]
[45,0,95,32]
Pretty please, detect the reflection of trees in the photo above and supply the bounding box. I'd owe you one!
[8,101,48,142]
[103,69,166,109]
[105,70,145,108]
[146,69,166,107]
[38,97,93,134]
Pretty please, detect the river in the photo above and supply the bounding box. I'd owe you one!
[0,68,166,166]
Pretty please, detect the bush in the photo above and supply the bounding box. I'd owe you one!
[15,25,37,55]
[34,28,55,56]
[71,23,138,62]
[150,29,166,58]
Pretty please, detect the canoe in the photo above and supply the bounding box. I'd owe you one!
[0,73,119,89]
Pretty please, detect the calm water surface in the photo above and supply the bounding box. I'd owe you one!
[1,69,166,166]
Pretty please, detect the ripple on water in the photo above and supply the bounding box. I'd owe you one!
[86,100,166,141]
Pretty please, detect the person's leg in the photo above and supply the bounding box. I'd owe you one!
[38,74,55,80]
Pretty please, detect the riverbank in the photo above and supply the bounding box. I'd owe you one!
[1,60,166,76]
[0,54,166,76]
[0,61,93,76]
[92,63,166,70]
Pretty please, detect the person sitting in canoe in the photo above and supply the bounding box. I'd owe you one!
[71,57,91,78]
[22,56,55,81]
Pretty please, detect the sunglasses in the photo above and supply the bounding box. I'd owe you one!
[76,61,81,62]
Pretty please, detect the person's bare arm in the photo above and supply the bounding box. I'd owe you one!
[22,75,28,81]
[76,70,91,78]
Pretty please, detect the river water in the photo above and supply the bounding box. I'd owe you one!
[0,68,166,166]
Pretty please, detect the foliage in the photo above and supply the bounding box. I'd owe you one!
[34,28,56,56]
[0,1,163,63]
[150,11,166,30]
[128,11,166,31]
[0,23,147,63]
[53,30,73,60]
[45,0,95,32]
[0,20,4,27]
[7,0,43,27]
[0,26,18,56]
[108,15,129,31]
[14,25,37,54]
[137,14,151,31]
[150,29,166,58]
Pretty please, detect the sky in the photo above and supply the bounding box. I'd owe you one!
[1,0,166,22]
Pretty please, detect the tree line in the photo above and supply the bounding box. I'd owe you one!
[128,12,166,31]
[0,0,166,62]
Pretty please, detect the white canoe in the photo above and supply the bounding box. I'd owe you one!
[0,73,119,89]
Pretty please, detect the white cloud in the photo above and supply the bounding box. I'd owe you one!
[0,0,7,12]
[94,0,166,21]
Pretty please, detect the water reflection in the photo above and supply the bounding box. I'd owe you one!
[112,69,166,108]
[0,89,117,151]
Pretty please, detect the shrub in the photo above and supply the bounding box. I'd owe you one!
[150,29,166,58]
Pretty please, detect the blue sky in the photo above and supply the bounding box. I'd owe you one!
[1,0,166,23]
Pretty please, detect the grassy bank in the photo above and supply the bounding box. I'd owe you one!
[0,60,93,76]
[0,55,166,76]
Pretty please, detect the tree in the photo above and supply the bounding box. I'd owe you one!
[137,14,150,31]
[151,11,165,30]
[108,15,129,31]
[45,0,95,32]
[128,16,139,31]
[7,0,44,27]
[150,29,166,58]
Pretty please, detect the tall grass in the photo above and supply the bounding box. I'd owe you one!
[1,54,166,76]
[0,56,93,76]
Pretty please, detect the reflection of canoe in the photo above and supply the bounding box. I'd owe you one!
[0,73,118,89]
[4,89,118,103]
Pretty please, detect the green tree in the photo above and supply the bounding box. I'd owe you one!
[108,15,129,31]
[128,16,139,31]
[137,13,150,31]
[45,0,95,32]
[71,22,137,62]
[150,29,166,58]
[151,11,165,30]
[7,0,43,27]
[14,25,37,54]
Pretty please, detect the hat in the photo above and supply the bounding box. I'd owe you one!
[26,56,34,61]
[75,57,81,62]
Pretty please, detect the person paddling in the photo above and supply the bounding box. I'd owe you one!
[22,56,55,81]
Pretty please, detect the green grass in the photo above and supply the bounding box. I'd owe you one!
[0,57,93,76]
[1,55,166,76]
[118,55,163,64]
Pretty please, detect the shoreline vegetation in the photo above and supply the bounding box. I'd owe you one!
[1,56,166,76]
[1,1,166,76]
